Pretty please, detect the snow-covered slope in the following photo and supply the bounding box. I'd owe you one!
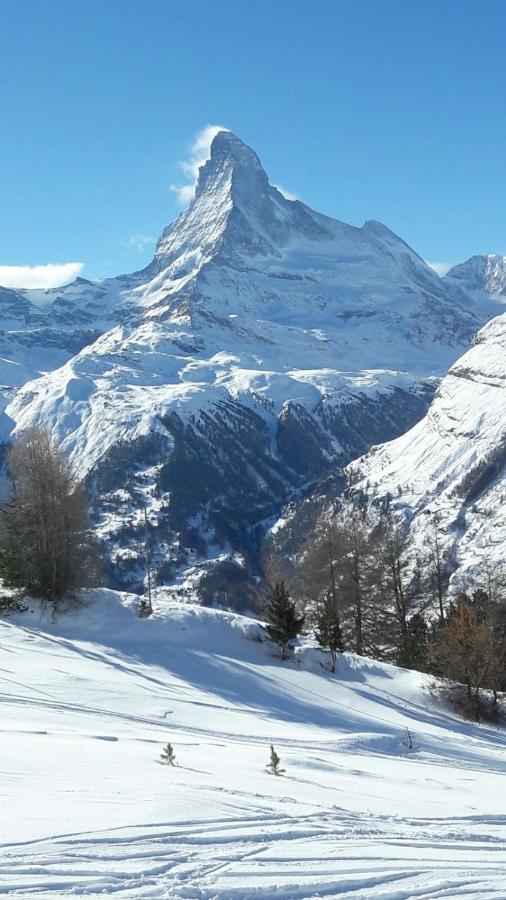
[0,272,151,443]
[345,312,506,589]
[3,131,504,591]
[1,590,505,898]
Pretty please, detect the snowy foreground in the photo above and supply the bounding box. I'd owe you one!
[0,591,505,899]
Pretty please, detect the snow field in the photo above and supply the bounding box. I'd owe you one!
[0,589,504,898]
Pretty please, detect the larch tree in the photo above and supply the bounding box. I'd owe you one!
[0,426,94,603]
[428,595,495,719]
[374,512,413,656]
[424,515,451,622]
[335,509,374,656]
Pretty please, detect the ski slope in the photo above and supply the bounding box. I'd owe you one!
[0,590,505,898]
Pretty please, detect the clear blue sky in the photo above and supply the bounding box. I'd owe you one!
[1,0,505,284]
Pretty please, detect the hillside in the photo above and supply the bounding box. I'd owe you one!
[0,591,505,898]
[342,311,506,591]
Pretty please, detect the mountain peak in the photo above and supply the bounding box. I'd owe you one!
[155,131,301,267]
[194,130,269,203]
[446,253,506,296]
[209,130,264,169]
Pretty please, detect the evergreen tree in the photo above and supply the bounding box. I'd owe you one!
[397,612,428,670]
[266,744,284,775]
[264,581,305,659]
[314,590,344,672]
[160,743,176,765]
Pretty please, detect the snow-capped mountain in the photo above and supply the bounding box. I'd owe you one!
[445,254,506,297]
[2,131,504,594]
[343,311,506,590]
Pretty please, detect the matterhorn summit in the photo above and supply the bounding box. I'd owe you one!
[2,131,504,596]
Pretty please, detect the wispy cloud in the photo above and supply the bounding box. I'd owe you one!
[0,262,84,290]
[274,184,299,202]
[426,261,454,277]
[170,124,228,206]
[121,233,156,252]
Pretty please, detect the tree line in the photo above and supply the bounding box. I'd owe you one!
[263,506,506,721]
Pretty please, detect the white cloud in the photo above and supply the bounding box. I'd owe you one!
[0,262,84,290]
[273,184,299,202]
[170,124,228,206]
[426,261,453,277]
[170,183,196,205]
[121,233,156,252]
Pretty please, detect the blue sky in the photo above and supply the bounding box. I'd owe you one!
[1,0,505,287]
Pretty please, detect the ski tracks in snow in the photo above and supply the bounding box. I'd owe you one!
[0,810,505,899]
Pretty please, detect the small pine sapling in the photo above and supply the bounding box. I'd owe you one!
[403,727,413,750]
[160,742,176,765]
[266,743,285,776]
[139,596,152,618]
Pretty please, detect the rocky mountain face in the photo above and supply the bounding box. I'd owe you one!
[445,254,506,297]
[2,131,504,600]
[308,311,506,595]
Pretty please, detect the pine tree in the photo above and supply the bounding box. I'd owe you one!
[264,581,305,658]
[314,590,344,672]
[139,596,152,618]
[266,744,284,775]
[397,612,428,670]
[160,742,176,765]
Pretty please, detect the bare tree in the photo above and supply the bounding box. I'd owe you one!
[292,509,376,656]
[139,504,153,617]
[482,557,506,605]
[340,509,372,655]
[0,427,94,603]
[374,512,412,649]
[424,515,451,621]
